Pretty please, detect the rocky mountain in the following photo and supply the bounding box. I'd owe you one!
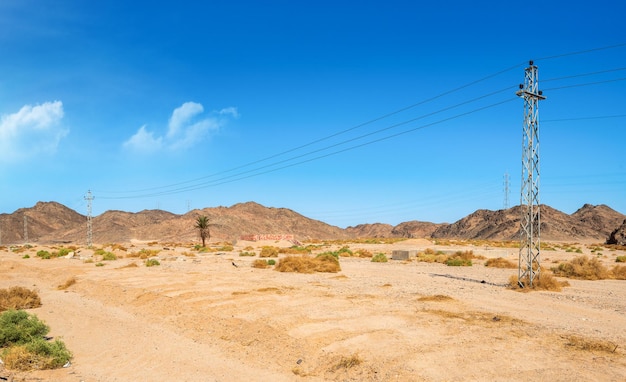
[0,201,624,245]
[431,204,626,241]
[607,219,626,246]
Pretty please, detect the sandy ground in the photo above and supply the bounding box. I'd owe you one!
[0,239,625,382]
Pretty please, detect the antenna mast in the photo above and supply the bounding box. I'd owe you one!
[516,60,545,287]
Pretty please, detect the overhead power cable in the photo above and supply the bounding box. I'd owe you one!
[99,96,517,199]
[95,65,524,196]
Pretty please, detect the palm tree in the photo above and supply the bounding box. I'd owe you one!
[195,215,210,247]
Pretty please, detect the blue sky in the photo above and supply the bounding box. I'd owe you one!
[1,0,624,228]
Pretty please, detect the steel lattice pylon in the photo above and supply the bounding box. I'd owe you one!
[85,190,94,248]
[516,61,545,287]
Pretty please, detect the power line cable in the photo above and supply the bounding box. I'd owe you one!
[534,42,626,61]
[99,97,517,199]
[95,65,524,195]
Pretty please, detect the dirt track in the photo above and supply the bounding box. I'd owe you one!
[1,239,625,381]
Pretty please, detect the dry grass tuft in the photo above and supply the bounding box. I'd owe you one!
[57,277,77,290]
[0,287,42,312]
[331,353,362,371]
[551,256,610,280]
[276,255,341,273]
[509,272,569,292]
[484,257,517,269]
[564,335,619,353]
[118,262,139,269]
[418,294,454,302]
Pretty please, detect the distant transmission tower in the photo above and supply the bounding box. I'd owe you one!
[85,190,94,247]
[23,214,28,243]
[516,60,545,287]
[503,171,510,209]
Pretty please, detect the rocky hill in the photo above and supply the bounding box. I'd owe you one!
[0,201,623,245]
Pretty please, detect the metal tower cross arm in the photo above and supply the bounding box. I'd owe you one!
[517,60,546,287]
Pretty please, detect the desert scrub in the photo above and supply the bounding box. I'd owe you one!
[484,257,517,268]
[616,256,626,263]
[371,253,388,263]
[0,310,73,371]
[416,248,447,263]
[36,250,52,259]
[239,251,256,257]
[355,248,373,258]
[0,310,49,347]
[336,246,353,257]
[276,254,341,273]
[2,337,73,370]
[101,251,117,261]
[127,248,160,259]
[551,256,610,280]
[508,272,569,292]
[331,353,363,371]
[57,278,77,290]
[259,246,279,258]
[278,246,312,255]
[252,259,270,269]
[0,287,42,312]
[145,259,160,267]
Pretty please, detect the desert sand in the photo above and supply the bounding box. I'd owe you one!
[1,239,625,381]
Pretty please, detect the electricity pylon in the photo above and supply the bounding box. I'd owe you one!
[516,60,545,287]
[85,190,94,247]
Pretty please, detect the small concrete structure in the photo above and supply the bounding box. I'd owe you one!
[392,250,417,260]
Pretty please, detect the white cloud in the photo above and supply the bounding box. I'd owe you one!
[124,102,237,153]
[167,102,204,139]
[123,125,163,152]
[0,101,67,163]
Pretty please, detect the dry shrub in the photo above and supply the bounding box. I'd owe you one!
[551,256,610,280]
[278,246,311,255]
[355,249,372,258]
[252,259,269,269]
[484,257,517,269]
[418,294,454,302]
[0,287,42,312]
[1,341,71,371]
[611,265,626,280]
[508,272,569,292]
[57,278,77,290]
[331,353,362,371]
[259,246,279,258]
[564,335,619,353]
[118,262,139,269]
[276,255,341,273]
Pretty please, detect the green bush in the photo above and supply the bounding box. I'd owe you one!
[616,256,626,263]
[336,246,353,257]
[0,310,49,347]
[445,257,472,266]
[239,251,256,257]
[101,252,117,261]
[55,248,71,257]
[371,253,388,263]
[0,311,72,371]
[22,255,30,259]
[36,250,51,259]
[145,259,160,267]
[267,259,276,266]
